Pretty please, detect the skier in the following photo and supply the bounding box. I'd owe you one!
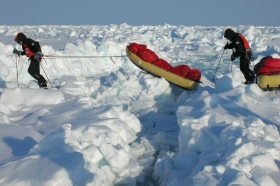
[224,28,255,84]
[13,32,47,88]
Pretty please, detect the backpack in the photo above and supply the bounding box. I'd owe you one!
[239,34,254,61]
[185,69,201,82]
[152,59,173,70]
[168,65,191,78]
[26,39,41,53]
[128,43,147,54]
[137,48,159,63]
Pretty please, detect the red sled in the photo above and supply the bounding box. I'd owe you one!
[257,66,280,75]
[137,49,159,63]
[263,58,280,69]
[185,69,201,82]
[126,42,201,90]
[168,65,191,78]
[127,43,147,54]
[152,59,173,71]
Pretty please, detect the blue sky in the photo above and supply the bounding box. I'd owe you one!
[1,0,280,26]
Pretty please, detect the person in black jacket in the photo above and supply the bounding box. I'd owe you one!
[13,32,47,88]
[224,28,255,84]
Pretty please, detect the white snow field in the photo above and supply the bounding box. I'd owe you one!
[0,24,279,185]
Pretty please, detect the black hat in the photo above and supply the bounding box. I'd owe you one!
[224,28,236,40]
[14,33,27,44]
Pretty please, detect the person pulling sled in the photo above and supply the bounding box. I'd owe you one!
[224,28,255,84]
[13,32,47,88]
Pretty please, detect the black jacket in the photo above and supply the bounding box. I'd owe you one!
[15,33,41,56]
[226,33,246,59]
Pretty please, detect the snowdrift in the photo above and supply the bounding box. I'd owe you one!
[0,25,280,185]
[0,93,143,185]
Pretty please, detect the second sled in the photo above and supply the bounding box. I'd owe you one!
[256,75,280,91]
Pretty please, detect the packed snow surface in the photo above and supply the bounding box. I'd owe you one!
[0,24,279,185]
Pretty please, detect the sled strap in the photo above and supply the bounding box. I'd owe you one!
[43,55,128,64]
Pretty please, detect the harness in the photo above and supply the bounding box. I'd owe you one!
[238,34,251,52]
[23,43,35,57]
[239,33,254,61]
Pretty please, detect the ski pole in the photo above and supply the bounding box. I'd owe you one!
[231,49,234,72]
[212,49,225,82]
[250,51,255,69]
[40,63,53,88]
[15,55,19,87]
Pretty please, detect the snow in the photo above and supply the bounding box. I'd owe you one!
[0,24,280,186]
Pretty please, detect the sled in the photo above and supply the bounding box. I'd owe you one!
[256,75,280,91]
[126,43,200,90]
[254,57,280,91]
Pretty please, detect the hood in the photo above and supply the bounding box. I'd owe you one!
[224,28,236,41]
[14,33,27,43]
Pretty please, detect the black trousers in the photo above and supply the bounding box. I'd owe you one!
[27,59,46,83]
[239,56,255,81]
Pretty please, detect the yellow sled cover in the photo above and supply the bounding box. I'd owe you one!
[126,47,199,90]
[257,75,280,90]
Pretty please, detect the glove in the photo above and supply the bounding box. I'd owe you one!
[231,54,236,61]
[224,43,229,49]
[34,52,44,60]
[13,48,21,57]
[247,51,254,61]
